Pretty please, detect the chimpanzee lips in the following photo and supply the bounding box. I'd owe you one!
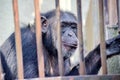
[63,43,77,50]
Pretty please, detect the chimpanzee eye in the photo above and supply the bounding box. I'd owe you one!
[61,22,66,28]
[71,25,77,30]
[70,23,76,28]
[71,26,76,29]
[71,24,77,35]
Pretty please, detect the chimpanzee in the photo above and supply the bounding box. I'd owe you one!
[0,10,79,80]
[0,10,120,80]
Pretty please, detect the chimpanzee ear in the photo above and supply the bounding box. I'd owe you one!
[41,16,48,33]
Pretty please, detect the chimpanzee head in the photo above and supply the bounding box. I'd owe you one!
[42,10,78,59]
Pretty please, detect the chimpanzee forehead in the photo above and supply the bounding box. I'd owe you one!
[60,13,77,23]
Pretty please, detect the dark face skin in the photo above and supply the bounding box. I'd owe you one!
[61,21,78,59]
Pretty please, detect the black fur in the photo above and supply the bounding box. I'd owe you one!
[0,10,78,79]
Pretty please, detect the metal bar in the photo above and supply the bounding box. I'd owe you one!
[34,0,45,77]
[25,75,120,80]
[98,0,107,74]
[76,0,86,75]
[55,0,64,76]
[12,0,24,79]
[117,0,120,33]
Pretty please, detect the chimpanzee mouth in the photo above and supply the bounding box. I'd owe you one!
[63,43,77,50]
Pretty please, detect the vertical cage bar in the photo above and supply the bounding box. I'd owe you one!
[98,0,107,74]
[34,0,45,77]
[76,0,86,75]
[117,0,120,33]
[13,0,24,79]
[55,0,64,76]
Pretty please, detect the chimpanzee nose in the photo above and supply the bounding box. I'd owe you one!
[68,33,72,37]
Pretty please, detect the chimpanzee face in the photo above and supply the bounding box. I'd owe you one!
[61,21,78,59]
[43,11,78,59]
